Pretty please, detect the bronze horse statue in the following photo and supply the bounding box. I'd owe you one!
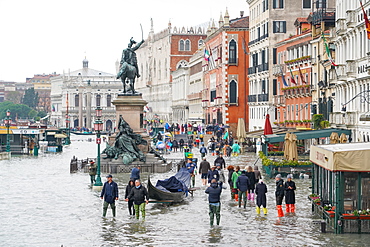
[117,62,137,94]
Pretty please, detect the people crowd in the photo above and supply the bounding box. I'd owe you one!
[93,121,297,227]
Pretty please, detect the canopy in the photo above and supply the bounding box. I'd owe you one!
[263,114,273,135]
[310,143,370,172]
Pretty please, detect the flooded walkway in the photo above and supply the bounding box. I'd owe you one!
[0,135,369,246]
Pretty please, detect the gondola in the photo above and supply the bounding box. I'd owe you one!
[148,167,191,203]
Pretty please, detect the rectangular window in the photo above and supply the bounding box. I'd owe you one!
[273,21,286,33]
[273,79,277,95]
[303,0,311,8]
[273,48,277,64]
[210,90,216,102]
[273,0,284,9]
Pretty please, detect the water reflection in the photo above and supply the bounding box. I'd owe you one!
[208,227,223,244]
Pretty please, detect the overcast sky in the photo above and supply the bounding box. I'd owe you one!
[0,0,249,82]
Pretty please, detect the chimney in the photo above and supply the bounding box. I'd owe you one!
[240,11,244,18]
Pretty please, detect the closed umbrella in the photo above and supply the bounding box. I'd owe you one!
[264,114,273,135]
[329,132,340,144]
[289,133,298,161]
[339,133,348,143]
[283,133,291,160]
[236,118,246,143]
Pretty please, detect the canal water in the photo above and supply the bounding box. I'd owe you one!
[1,134,370,247]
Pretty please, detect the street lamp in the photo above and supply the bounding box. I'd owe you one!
[65,114,71,145]
[93,106,103,189]
[5,109,11,152]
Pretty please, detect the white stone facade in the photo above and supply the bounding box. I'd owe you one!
[331,0,370,142]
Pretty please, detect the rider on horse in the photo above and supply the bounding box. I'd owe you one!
[117,37,144,79]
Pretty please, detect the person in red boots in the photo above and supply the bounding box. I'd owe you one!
[284,174,296,214]
[275,174,285,217]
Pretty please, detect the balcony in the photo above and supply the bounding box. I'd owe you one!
[346,10,356,28]
[258,93,269,102]
[272,64,284,77]
[336,18,346,36]
[282,85,311,98]
[330,112,358,127]
[346,60,356,78]
[273,95,286,106]
[248,95,257,102]
[248,67,256,75]
[336,64,347,81]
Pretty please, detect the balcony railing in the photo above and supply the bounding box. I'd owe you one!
[273,95,285,106]
[346,60,356,77]
[258,93,269,102]
[282,86,311,98]
[330,112,358,127]
[346,10,356,28]
[248,95,257,102]
[248,67,256,75]
[336,18,346,35]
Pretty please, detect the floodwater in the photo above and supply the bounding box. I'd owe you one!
[1,135,370,247]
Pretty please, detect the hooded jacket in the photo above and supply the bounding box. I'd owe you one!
[207,169,219,183]
[214,156,226,169]
[125,180,135,200]
[205,182,222,203]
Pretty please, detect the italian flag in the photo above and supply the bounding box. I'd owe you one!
[322,33,337,66]
[204,49,210,61]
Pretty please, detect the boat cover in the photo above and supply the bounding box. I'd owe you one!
[155,168,191,193]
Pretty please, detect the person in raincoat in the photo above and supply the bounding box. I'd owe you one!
[125,179,135,215]
[236,170,250,208]
[231,141,241,156]
[227,165,235,199]
[231,166,242,201]
[255,178,268,215]
[205,179,222,226]
[284,174,296,213]
[275,174,285,217]
[245,166,256,202]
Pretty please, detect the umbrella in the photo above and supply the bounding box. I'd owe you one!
[329,132,340,144]
[289,133,298,161]
[283,133,291,160]
[339,133,348,143]
[236,118,246,143]
[264,114,273,136]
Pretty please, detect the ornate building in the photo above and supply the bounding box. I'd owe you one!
[50,58,121,130]
[135,19,207,122]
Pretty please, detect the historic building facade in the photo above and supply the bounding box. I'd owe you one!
[331,0,370,142]
[202,11,250,132]
[50,59,121,131]
[273,18,313,129]
[135,19,206,122]
[247,0,312,131]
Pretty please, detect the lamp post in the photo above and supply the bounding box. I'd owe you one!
[5,109,11,152]
[65,114,71,145]
[93,106,103,189]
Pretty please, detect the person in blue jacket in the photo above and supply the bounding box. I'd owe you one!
[207,165,219,184]
[236,170,250,208]
[205,179,222,226]
[130,166,140,181]
[100,174,119,217]
[186,159,197,187]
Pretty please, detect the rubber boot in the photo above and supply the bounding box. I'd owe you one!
[263,207,268,215]
[112,207,116,217]
[291,204,295,213]
[216,215,220,225]
[244,199,247,209]
[277,205,284,217]
[103,207,108,217]
[286,204,290,213]
[247,193,251,201]
[251,193,255,201]
[256,206,261,214]
[235,193,239,202]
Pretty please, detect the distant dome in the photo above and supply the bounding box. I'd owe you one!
[83,57,89,68]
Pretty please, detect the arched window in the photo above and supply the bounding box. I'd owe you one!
[75,94,79,107]
[185,39,191,51]
[198,39,204,48]
[229,39,237,64]
[107,95,111,107]
[96,94,101,107]
[179,40,185,51]
[229,80,237,104]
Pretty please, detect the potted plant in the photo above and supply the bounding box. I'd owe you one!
[359,209,370,219]
[313,198,321,205]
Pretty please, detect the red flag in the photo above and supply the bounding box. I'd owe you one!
[361,1,370,39]
[298,67,306,84]
[289,67,297,85]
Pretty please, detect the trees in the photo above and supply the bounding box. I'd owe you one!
[0,101,38,120]
[22,88,39,109]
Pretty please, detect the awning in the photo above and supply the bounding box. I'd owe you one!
[310,142,370,172]
[246,128,290,138]
[264,128,352,143]
[55,134,68,138]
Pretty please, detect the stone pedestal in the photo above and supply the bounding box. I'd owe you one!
[111,94,150,153]
[112,94,147,133]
